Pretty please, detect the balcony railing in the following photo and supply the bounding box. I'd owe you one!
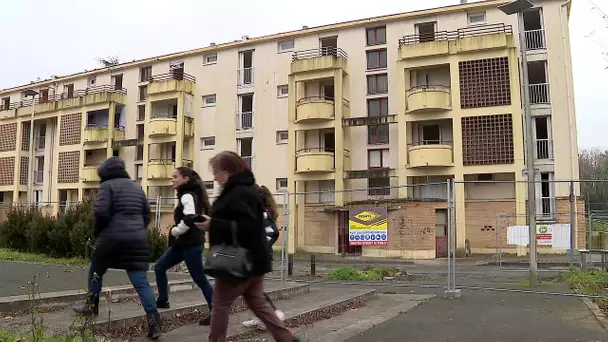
[535,138,553,160]
[236,112,253,130]
[529,83,550,104]
[538,196,556,221]
[409,139,453,147]
[241,155,253,169]
[0,85,127,111]
[34,170,44,184]
[151,113,178,119]
[237,68,254,87]
[292,47,348,61]
[35,136,45,151]
[148,72,196,83]
[398,23,513,46]
[525,29,546,50]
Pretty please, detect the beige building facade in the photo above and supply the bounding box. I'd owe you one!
[0,0,580,258]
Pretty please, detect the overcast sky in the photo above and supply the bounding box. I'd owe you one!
[0,0,606,149]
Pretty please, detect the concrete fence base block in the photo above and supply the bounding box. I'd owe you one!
[443,289,462,299]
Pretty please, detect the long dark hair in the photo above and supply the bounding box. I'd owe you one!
[257,185,279,221]
[175,167,211,214]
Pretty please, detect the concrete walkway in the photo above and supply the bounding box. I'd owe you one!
[347,285,607,342]
[0,261,188,297]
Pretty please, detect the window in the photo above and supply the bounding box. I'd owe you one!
[135,164,143,180]
[112,74,123,90]
[277,85,289,98]
[203,54,217,65]
[422,125,440,144]
[276,130,288,144]
[201,136,216,150]
[1,97,9,110]
[367,98,388,117]
[88,76,96,86]
[203,181,214,192]
[366,49,387,70]
[367,74,388,95]
[136,124,145,139]
[276,178,288,191]
[137,105,145,121]
[366,26,386,46]
[416,22,437,43]
[136,145,144,161]
[368,125,389,145]
[278,40,295,52]
[368,149,389,168]
[140,66,152,82]
[368,177,390,196]
[138,85,147,102]
[468,12,486,25]
[202,94,216,107]
[64,84,74,98]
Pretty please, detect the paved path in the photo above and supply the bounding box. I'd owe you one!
[0,261,189,297]
[346,285,607,342]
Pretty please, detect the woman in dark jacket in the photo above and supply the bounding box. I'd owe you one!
[195,151,298,342]
[154,167,214,325]
[73,157,161,340]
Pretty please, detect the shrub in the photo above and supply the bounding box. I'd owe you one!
[0,198,167,263]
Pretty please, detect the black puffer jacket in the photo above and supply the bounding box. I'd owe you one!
[169,182,209,247]
[209,171,272,276]
[92,157,151,271]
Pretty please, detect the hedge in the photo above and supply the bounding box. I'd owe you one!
[0,199,167,261]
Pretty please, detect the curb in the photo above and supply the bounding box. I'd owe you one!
[88,284,310,332]
[227,289,378,341]
[581,297,608,331]
[0,279,196,313]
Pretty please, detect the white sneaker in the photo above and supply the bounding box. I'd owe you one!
[243,310,285,330]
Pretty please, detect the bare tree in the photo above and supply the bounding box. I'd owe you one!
[96,56,120,67]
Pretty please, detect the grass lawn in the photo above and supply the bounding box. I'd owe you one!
[325,266,401,281]
[0,248,88,266]
[556,268,608,313]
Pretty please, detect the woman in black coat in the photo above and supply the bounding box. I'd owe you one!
[195,151,298,342]
[72,157,161,340]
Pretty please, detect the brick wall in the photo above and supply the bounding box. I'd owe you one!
[58,151,80,183]
[0,123,17,152]
[59,113,82,146]
[0,157,15,186]
[302,200,446,252]
[303,206,335,248]
[465,201,517,249]
[555,197,587,249]
[19,157,28,185]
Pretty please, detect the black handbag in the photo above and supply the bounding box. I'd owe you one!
[204,222,253,283]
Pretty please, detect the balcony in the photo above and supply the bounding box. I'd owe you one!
[34,170,44,185]
[84,124,109,143]
[408,141,453,168]
[147,159,175,179]
[295,148,335,173]
[406,85,451,113]
[236,112,254,131]
[82,166,101,182]
[398,24,513,60]
[529,83,550,105]
[149,114,177,136]
[295,96,335,123]
[525,29,546,51]
[184,117,194,137]
[113,126,125,141]
[535,138,553,160]
[291,48,348,74]
[147,73,196,95]
[37,86,127,114]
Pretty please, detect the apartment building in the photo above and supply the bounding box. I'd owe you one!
[0,0,580,259]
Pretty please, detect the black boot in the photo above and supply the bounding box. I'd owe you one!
[198,313,211,326]
[156,298,170,309]
[146,312,162,340]
[72,294,99,317]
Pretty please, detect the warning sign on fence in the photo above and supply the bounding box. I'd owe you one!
[536,224,552,246]
[348,207,388,246]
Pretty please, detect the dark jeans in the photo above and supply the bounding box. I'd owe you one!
[87,262,157,314]
[210,276,293,342]
[154,244,213,307]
